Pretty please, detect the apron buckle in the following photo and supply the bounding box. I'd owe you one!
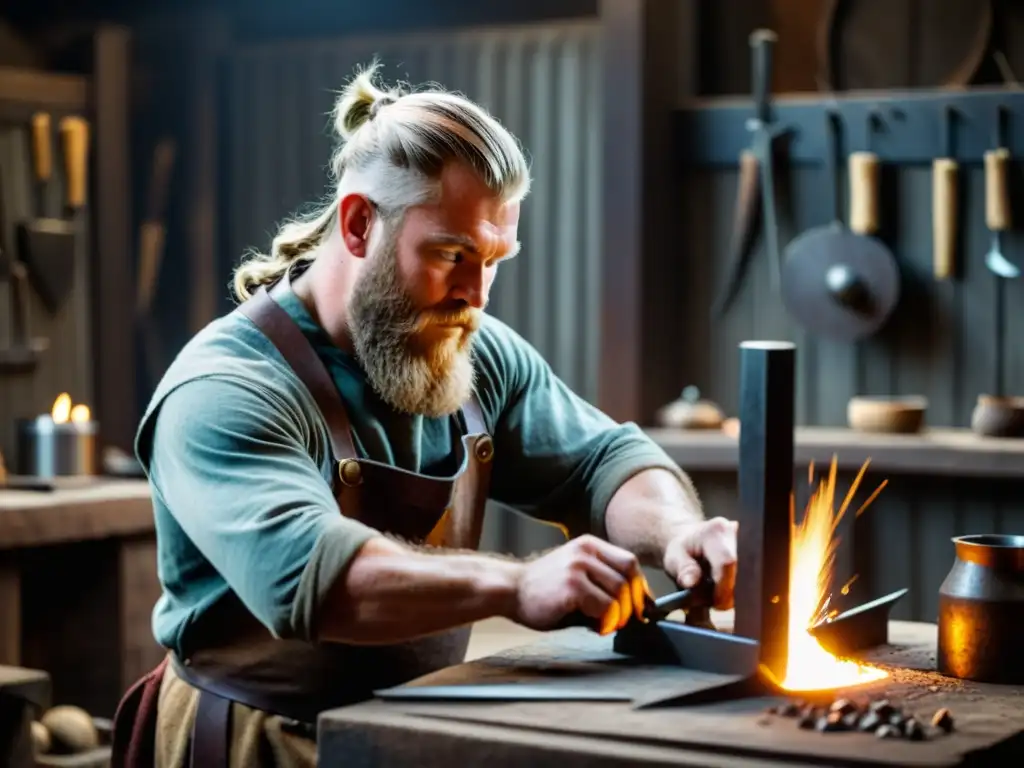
[473,435,494,463]
[337,458,363,486]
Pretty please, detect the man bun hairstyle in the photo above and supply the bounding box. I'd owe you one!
[232,60,531,302]
[334,67,404,139]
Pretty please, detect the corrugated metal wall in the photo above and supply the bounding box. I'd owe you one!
[223,19,603,403]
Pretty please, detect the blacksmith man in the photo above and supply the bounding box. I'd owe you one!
[111,63,739,767]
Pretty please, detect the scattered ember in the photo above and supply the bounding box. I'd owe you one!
[761,695,956,742]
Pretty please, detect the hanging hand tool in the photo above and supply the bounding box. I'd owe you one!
[711,29,789,318]
[59,115,90,240]
[0,165,49,374]
[136,138,177,386]
[932,106,959,280]
[983,106,1018,404]
[15,112,77,315]
[712,150,762,318]
[780,109,900,342]
[983,110,1019,280]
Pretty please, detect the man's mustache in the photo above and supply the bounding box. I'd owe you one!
[418,305,482,331]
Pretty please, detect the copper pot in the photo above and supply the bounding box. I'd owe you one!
[937,534,1024,683]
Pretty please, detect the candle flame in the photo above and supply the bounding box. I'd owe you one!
[51,393,72,423]
[50,393,91,424]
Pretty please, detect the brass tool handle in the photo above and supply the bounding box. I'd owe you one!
[932,158,958,280]
[60,116,90,210]
[849,151,880,235]
[30,112,52,182]
[738,148,759,186]
[985,148,1011,232]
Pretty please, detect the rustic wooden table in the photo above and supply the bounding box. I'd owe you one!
[0,479,163,717]
[318,618,1024,767]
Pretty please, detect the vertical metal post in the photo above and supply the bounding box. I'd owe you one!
[734,341,794,682]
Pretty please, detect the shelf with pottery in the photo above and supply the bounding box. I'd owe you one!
[647,425,1024,478]
[647,389,1024,479]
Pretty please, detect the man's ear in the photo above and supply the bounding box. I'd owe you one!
[338,193,375,258]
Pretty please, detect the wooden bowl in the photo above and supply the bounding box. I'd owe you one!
[970,395,1024,438]
[847,396,927,434]
[655,391,725,430]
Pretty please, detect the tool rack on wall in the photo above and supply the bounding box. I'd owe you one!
[674,87,1024,168]
[671,77,1024,446]
[0,26,135,462]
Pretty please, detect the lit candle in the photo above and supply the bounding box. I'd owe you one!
[15,392,99,477]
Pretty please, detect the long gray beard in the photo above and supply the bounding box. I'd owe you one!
[347,231,477,417]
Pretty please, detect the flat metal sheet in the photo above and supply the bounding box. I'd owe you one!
[614,620,761,678]
[374,684,633,702]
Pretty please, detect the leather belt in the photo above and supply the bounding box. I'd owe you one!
[173,655,318,768]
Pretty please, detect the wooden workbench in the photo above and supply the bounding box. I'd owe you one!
[0,479,162,717]
[318,619,1024,767]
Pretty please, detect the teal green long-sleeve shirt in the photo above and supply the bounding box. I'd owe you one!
[137,289,689,657]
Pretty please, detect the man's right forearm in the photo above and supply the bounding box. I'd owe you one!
[315,536,524,644]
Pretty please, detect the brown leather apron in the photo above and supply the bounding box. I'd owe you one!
[114,274,495,767]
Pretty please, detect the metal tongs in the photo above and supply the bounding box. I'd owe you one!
[640,578,716,625]
[557,577,716,633]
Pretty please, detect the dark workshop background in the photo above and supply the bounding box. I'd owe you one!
[3,0,1024,717]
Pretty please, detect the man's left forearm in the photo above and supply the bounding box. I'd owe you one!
[603,467,703,565]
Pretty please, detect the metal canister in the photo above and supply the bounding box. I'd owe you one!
[16,414,98,477]
[937,534,1024,684]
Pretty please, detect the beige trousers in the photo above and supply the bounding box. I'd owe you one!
[154,660,317,768]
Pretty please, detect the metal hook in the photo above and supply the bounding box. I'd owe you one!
[994,104,1010,150]
[865,106,886,153]
[942,105,959,159]
[994,50,1019,88]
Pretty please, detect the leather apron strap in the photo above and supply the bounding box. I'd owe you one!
[191,686,231,767]
[238,280,357,459]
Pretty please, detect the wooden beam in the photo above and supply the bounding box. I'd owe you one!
[0,66,89,114]
[598,0,700,424]
[92,27,136,454]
